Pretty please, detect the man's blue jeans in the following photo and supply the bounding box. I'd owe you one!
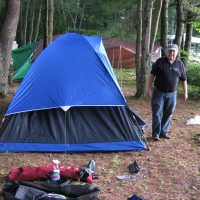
[151,88,177,138]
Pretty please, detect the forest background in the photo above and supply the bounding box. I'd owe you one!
[0,0,200,98]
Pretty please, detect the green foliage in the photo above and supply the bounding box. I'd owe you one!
[180,49,189,66]
[187,62,200,87]
[193,21,200,34]
[186,60,200,98]
[17,0,138,42]
[0,0,4,10]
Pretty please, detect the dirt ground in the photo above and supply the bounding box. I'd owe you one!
[0,83,200,200]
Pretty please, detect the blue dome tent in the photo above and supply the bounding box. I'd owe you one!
[0,33,148,152]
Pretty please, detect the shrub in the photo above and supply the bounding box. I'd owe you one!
[186,59,200,98]
[187,63,200,87]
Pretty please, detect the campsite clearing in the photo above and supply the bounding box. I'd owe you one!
[0,81,200,199]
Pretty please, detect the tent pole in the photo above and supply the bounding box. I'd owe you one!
[65,111,67,154]
[119,46,123,87]
[0,117,5,128]
[112,49,114,67]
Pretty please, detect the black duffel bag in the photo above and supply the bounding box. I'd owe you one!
[2,180,100,200]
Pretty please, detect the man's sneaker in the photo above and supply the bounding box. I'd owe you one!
[152,137,160,141]
[160,135,171,139]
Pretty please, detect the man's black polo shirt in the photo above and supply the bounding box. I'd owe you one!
[150,57,187,93]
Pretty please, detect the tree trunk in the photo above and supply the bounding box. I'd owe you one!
[174,0,184,48]
[184,11,193,53]
[61,0,67,32]
[44,0,48,48]
[47,0,54,43]
[139,0,153,97]
[44,0,54,48]
[22,0,30,45]
[65,0,79,29]
[28,0,35,44]
[33,3,42,43]
[19,3,23,46]
[160,0,169,56]
[150,0,163,53]
[79,2,85,29]
[135,0,142,98]
[0,0,20,96]
[182,10,193,65]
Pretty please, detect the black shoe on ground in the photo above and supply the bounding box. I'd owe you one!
[160,135,171,139]
[152,137,160,141]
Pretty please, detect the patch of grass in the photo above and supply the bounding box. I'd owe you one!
[0,152,9,157]
[142,182,148,190]
[178,83,200,100]
[112,157,122,166]
[107,169,115,175]
[114,68,200,100]
[113,68,136,87]
[178,161,188,168]
[100,154,122,175]
[191,133,200,148]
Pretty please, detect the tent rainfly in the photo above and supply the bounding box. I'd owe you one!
[0,33,148,153]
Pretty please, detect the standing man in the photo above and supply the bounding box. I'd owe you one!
[147,44,188,141]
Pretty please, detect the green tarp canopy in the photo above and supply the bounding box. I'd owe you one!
[12,43,36,69]
[12,60,33,80]
[11,43,36,80]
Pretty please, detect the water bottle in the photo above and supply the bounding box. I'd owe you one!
[50,160,60,184]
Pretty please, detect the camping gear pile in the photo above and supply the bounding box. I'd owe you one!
[3,181,100,200]
[2,160,100,200]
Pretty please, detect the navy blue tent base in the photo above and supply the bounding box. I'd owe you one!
[0,141,147,153]
[0,106,147,152]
